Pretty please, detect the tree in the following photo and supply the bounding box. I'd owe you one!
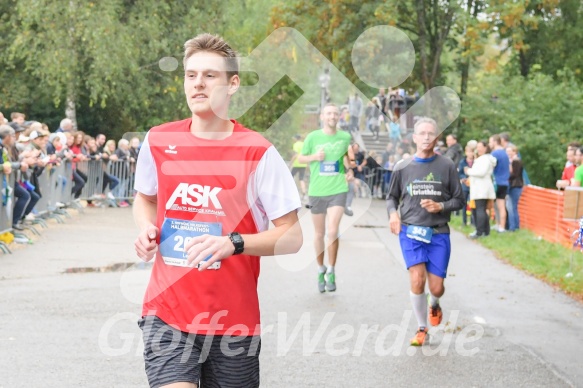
[1,0,221,137]
[452,0,488,100]
[371,0,461,92]
[272,0,462,94]
[8,0,139,128]
[487,0,569,78]
[460,69,583,187]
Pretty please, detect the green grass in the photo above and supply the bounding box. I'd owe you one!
[450,216,583,301]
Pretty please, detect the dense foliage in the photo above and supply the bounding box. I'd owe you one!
[1,0,581,186]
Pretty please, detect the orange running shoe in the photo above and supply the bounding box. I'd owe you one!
[429,305,443,326]
[410,327,428,346]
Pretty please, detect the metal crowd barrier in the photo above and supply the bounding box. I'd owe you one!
[60,162,75,208]
[35,166,51,217]
[360,167,391,199]
[0,154,149,255]
[77,159,136,204]
[0,171,16,253]
[107,159,136,201]
[78,160,105,200]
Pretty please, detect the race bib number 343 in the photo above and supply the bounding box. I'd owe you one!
[159,219,222,268]
[406,225,433,244]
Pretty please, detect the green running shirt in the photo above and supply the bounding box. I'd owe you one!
[301,129,352,196]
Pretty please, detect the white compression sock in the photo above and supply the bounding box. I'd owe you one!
[429,293,440,308]
[410,291,428,328]
[326,266,335,274]
[319,265,327,274]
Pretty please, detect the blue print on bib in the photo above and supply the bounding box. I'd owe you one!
[159,218,222,268]
[320,161,340,176]
[406,225,433,244]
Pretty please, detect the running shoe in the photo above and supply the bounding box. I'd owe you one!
[325,273,336,292]
[410,327,428,346]
[344,207,354,216]
[14,236,30,244]
[429,304,443,326]
[318,272,326,293]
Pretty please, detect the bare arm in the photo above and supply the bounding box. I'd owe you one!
[347,144,356,169]
[133,192,159,261]
[241,210,302,256]
[184,210,303,270]
[289,153,298,168]
[386,168,402,234]
[298,152,323,164]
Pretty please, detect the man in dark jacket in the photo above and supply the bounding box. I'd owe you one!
[444,134,463,168]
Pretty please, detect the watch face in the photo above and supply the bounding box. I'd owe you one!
[230,233,244,254]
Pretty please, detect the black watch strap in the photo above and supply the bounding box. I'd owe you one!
[228,232,244,255]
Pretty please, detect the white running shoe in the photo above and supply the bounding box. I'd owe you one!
[14,236,30,244]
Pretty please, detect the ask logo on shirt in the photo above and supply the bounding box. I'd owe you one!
[166,183,226,216]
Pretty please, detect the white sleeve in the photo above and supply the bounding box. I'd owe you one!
[133,132,158,195]
[253,145,301,223]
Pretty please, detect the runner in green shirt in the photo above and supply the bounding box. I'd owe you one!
[299,103,355,293]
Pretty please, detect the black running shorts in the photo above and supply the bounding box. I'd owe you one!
[138,315,261,388]
[308,193,347,214]
[291,166,306,181]
[495,185,508,199]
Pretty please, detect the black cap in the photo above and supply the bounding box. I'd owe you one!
[9,122,25,132]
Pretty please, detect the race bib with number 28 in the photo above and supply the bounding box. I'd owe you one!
[159,218,222,269]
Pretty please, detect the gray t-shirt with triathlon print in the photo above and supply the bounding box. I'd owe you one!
[386,154,465,228]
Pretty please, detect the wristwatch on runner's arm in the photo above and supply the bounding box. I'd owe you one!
[228,232,245,255]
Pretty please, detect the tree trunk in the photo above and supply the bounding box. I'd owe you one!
[416,0,430,92]
[519,49,529,77]
[66,85,77,130]
[66,0,77,130]
[459,0,475,101]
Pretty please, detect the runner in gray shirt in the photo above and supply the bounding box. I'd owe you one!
[387,151,465,232]
[387,117,465,346]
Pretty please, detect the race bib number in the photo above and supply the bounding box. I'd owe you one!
[320,161,340,176]
[159,218,222,269]
[406,225,433,244]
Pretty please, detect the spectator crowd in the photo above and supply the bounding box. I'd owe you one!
[0,111,141,244]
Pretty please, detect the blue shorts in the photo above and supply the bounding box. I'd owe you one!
[398,226,451,278]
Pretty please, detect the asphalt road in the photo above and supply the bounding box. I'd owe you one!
[0,200,581,387]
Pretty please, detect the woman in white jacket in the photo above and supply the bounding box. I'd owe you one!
[465,141,497,238]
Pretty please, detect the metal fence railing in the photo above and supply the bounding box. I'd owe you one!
[0,159,137,254]
[76,160,136,205]
[356,167,392,199]
[0,172,16,253]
